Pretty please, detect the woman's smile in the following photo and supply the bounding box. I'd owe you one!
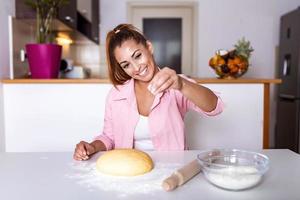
[136,67,148,76]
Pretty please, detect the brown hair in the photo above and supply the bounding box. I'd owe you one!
[106,24,148,87]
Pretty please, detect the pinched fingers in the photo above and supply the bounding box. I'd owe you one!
[149,77,173,95]
[148,67,180,95]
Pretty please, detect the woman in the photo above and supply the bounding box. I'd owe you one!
[73,24,223,161]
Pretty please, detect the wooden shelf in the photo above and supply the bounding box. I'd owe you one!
[193,78,282,84]
[1,79,110,84]
[1,78,282,84]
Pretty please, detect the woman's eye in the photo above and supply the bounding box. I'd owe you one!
[135,53,141,59]
[122,64,129,69]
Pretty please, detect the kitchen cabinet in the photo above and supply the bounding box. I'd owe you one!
[1,78,281,152]
[15,0,100,44]
[91,0,100,43]
[58,0,77,29]
[77,0,99,43]
[77,0,92,22]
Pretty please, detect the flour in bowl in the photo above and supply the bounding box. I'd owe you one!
[205,166,262,190]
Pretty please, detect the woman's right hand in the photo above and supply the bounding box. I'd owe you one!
[73,141,96,161]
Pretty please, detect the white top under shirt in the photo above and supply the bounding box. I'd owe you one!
[134,115,154,151]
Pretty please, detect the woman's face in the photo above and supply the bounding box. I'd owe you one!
[114,39,157,82]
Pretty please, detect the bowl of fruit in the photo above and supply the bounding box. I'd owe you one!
[209,38,254,79]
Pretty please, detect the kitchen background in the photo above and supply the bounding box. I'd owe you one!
[1,0,300,152]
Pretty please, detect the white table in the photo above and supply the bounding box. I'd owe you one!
[0,149,299,200]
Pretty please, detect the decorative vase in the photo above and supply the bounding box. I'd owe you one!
[26,44,62,79]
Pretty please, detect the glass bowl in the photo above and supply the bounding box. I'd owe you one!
[197,149,269,191]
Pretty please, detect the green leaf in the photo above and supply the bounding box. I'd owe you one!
[24,0,70,43]
[234,37,254,60]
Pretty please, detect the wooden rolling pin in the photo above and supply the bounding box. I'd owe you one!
[162,159,201,191]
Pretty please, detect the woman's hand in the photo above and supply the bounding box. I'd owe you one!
[73,141,96,161]
[147,67,183,95]
[148,67,218,112]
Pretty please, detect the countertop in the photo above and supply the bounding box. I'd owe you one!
[0,149,299,200]
[1,78,282,84]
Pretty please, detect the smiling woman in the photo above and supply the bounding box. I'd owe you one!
[114,39,157,83]
[73,24,224,161]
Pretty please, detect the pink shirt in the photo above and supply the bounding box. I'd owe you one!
[95,77,223,151]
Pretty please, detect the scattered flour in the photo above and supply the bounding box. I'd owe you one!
[66,161,181,197]
[205,166,262,190]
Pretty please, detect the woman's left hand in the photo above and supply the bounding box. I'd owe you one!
[147,67,183,95]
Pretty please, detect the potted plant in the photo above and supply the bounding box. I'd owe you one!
[25,0,69,79]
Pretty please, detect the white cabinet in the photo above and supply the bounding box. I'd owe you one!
[3,83,264,152]
[186,84,263,150]
[3,84,111,152]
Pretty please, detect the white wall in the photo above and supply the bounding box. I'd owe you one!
[100,0,300,78]
[100,0,300,148]
[0,0,15,152]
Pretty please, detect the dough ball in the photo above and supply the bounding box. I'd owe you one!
[96,149,154,176]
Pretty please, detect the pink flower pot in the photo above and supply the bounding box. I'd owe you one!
[26,44,62,79]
